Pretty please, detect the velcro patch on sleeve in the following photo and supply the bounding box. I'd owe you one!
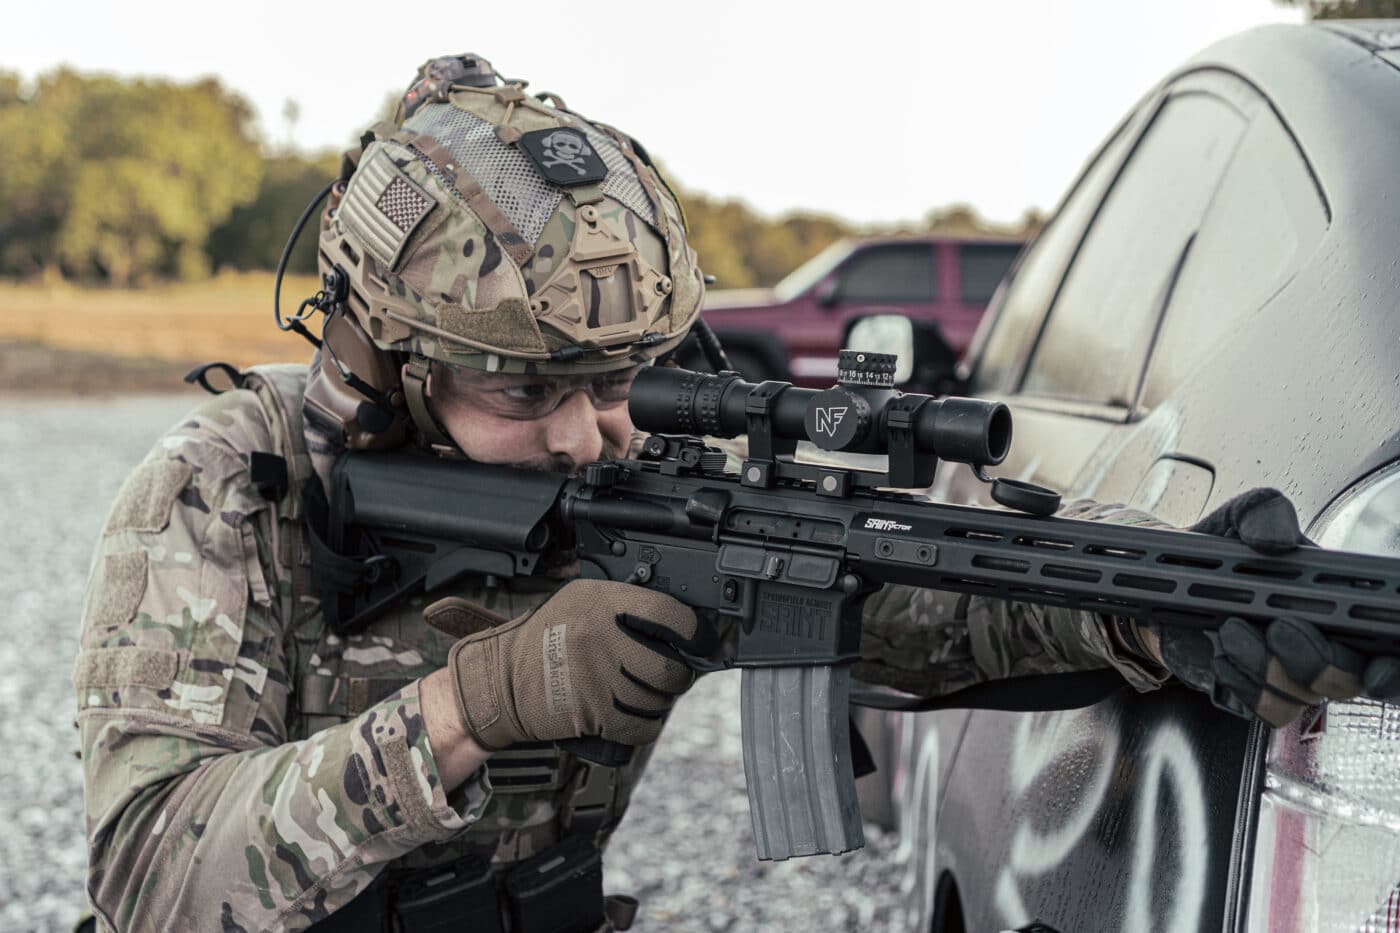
[73,646,179,690]
[339,146,436,271]
[379,724,439,833]
[104,459,194,535]
[91,550,149,632]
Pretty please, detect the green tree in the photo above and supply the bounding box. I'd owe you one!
[1277,0,1400,17]
[207,152,341,274]
[676,186,1037,291]
[744,211,849,286]
[681,195,766,288]
[0,69,263,284]
[1017,207,1047,239]
[922,203,987,237]
[0,70,74,278]
[679,191,855,289]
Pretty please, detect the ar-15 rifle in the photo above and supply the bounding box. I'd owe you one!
[318,351,1400,861]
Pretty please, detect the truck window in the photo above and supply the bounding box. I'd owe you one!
[836,244,936,303]
[959,243,1022,304]
[1020,91,1247,408]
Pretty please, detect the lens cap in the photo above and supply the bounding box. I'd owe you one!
[991,478,1061,516]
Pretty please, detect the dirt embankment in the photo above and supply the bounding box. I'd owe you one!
[0,340,204,396]
[0,272,316,396]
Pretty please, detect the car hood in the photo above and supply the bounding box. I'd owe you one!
[701,288,779,311]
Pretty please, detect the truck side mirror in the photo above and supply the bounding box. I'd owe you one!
[848,315,962,395]
[847,315,914,382]
[910,322,962,395]
[814,278,840,307]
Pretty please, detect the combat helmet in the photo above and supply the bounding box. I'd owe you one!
[300,53,705,451]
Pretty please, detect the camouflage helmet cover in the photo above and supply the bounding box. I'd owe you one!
[319,73,704,378]
[396,53,500,123]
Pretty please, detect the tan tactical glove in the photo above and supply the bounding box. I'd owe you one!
[444,579,712,751]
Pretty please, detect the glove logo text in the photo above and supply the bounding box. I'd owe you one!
[543,624,573,716]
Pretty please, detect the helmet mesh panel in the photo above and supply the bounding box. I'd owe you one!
[403,104,562,244]
[401,103,658,245]
[580,125,657,228]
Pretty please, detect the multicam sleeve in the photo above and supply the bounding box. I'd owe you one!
[75,414,489,932]
[854,499,1171,697]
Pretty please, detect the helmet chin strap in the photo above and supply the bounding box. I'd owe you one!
[401,355,461,455]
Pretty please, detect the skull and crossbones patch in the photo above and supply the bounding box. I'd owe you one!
[519,127,608,186]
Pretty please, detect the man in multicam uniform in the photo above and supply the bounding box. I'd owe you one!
[76,54,1389,933]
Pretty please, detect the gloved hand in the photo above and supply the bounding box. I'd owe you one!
[444,579,715,750]
[1142,488,1400,726]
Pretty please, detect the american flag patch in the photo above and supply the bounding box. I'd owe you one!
[338,145,437,271]
[375,176,431,233]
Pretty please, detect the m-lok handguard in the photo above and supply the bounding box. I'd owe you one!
[320,352,1400,860]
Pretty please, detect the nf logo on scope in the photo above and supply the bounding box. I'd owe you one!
[813,406,848,438]
[864,517,913,532]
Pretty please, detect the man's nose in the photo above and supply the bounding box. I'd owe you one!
[544,390,606,468]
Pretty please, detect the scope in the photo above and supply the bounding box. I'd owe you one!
[632,351,1010,463]
[629,350,1013,492]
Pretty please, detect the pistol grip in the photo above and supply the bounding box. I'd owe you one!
[740,664,865,860]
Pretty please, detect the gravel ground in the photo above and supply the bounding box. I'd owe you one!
[606,670,910,931]
[0,393,202,932]
[0,393,912,932]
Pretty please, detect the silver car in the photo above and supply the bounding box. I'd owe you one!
[859,20,1400,933]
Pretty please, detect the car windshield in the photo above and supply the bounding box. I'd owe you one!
[772,241,856,302]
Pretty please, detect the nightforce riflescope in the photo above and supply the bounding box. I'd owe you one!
[629,350,1056,513]
[316,350,1400,862]
[632,350,1008,467]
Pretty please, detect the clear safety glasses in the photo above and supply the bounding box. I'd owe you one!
[431,362,645,421]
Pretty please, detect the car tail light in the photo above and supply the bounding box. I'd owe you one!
[1245,462,1400,931]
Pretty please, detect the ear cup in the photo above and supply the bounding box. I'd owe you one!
[304,310,408,450]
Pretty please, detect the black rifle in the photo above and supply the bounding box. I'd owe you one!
[318,352,1400,861]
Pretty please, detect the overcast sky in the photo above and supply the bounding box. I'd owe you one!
[4,0,1302,225]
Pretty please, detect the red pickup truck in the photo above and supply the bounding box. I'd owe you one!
[694,236,1023,390]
